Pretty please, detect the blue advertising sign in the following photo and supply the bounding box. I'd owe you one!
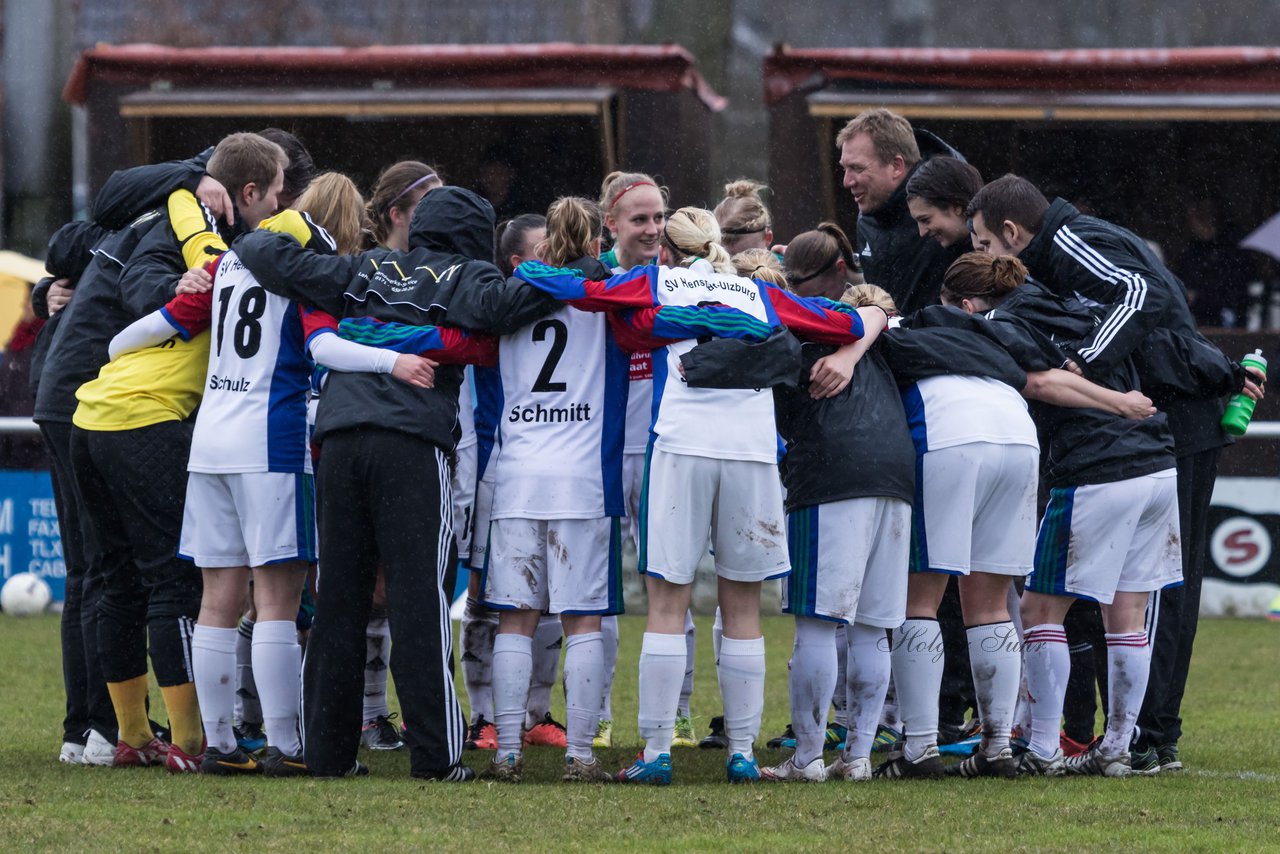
[0,470,65,601]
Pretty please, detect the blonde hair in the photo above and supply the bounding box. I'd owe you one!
[295,172,368,256]
[841,283,897,314]
[732,248,787,289]
[599,170,668,217]
[714,180,771,251]
[540,196,603,267]
[834,108,920,168]
[661,207,734,275]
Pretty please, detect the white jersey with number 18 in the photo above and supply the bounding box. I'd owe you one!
[489,303,628,520]
[187,250,315,475]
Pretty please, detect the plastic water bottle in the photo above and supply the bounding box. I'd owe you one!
[1221,349,1267,436]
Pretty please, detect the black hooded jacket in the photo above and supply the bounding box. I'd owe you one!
[855,129,967,316]
[232,186,558,449]
[1018,198,1235,457]
[974,283,1176,487]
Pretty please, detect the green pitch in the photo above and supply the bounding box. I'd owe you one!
[1,615,1276,851]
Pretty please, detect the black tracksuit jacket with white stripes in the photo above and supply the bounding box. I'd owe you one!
[1019,199,1236,457]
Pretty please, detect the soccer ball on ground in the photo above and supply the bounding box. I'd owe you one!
[1,573,53,616]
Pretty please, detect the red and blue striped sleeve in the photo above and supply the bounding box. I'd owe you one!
[763,285,864,345]
[299,305,340,351]
[514,260,657,311]
[158,290,213,341]
[337,316,498,366]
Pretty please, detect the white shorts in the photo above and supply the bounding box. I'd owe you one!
[1029,469,1182,604]
[179,471,317,568]
[623,451,646,545]
[912,442,1038,577]
[452,442,478,562]
[783,497,910,628]
[639,448,789,585]
[482,516,623,614]
[469,472,496,571]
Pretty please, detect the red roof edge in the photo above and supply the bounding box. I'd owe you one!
[64,43,727,112]
[763,45,1280,104]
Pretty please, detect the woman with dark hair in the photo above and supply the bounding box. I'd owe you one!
[904,156,984,249]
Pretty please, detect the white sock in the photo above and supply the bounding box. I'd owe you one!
[712,608,723,661]
[599,615,618,722]
[831,622,849,728]
[966,621,1021,757]
[192,625,238,753]
[891,618,944,761]
[844,623,891,760]
[1101,631,1151,756]
[233,618,260,727]
[638,632,686,762]
[363,611,391,722]
[525,615,561,728]
[718,636,765,760]
[563,632,605,761]
[253,620,302,755]
[1023,623,1069,758]
[789,619,837,767]
[461,598,497,723]
[492,633,533,757]
[678,610,696,717]
[881,674,902,731]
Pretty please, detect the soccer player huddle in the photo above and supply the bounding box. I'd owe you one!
[32,108,1261,785]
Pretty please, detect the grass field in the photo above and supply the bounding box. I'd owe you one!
[1,614,1277,852]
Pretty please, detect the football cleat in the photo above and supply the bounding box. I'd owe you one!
[466,717,498,751]
[523,713,567,748]
[234,722,267,754]
[872,724,903,753]
[82,729,116,767]
[412,763,475,782]
[672,714,697,748]
[481,752,524,782]
[165,742,204,774]
[937,719,982,757]
[761,755,827,782]
[59,740,85,765]
[767,723,796,750]
[1157,743,1182,772]
[726,753,761,783]
[1059,731,1095,758]
[1129,746,1163,777]
[946,747,1018,779]
[260,746,310,777]
[315,761,369,779]
[1014,746,1066,777]
[114,737,168,768]
[592,719,613,749]
[827,755,873,782]
[617,752,672,785]
[873,746,944,779]
[201,745,261,776]
[562,756,615,783]
[361,713,405,751]
[699,716,729,750]
[1065,743,1131,777]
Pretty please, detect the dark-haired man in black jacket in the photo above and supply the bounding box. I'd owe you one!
[967,174,1264,772]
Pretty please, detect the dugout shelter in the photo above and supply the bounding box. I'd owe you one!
[63,43,725,220]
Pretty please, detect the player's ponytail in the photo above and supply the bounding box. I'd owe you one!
[786,222,855,287]
[662,207,735,275]
[732,248,788,289]
[541,197,604,267]
[715,179,772,252]
[841,283,897,315]
[295,172,367,256]
[940,251,1027,306]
